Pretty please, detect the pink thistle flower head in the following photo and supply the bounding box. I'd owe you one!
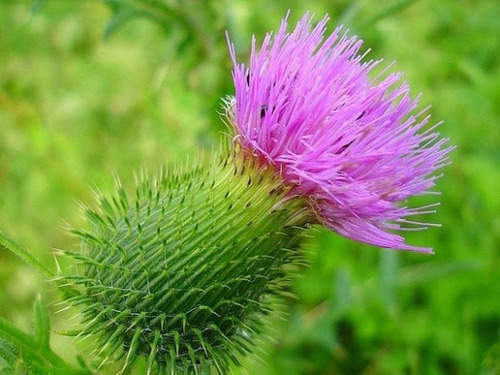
[227,13,453,252]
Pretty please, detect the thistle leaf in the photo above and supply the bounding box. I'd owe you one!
[33,296,50,350]
[0,300,92,375]
[0,337,17,374]
[0,230,53,278]
[102,0,186,38]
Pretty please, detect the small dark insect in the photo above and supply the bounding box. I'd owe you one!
[334,111,365,154]
[260,105,268,118]
[356,110,366,121]
[337,140,354,154]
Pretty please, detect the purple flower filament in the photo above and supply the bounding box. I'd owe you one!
[227,13,452,252]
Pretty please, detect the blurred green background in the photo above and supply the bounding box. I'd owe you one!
[0,0,498,374]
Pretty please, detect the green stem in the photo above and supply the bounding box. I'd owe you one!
[0,230,53,278]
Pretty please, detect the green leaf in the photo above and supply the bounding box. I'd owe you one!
[359,0,421,30]
[0,230,53,278]
[333,266,352,313]
[0,337,18,373]
[0,300,92,375]
[398,260,484,286]
[33,296,50,350]
[30,0,46,15]
[379,250,399,309]
[103,8,138,39]
[102,0,187,38]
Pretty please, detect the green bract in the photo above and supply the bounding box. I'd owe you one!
[63,151,311,374]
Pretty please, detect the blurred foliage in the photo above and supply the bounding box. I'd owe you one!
[0,0,498,374]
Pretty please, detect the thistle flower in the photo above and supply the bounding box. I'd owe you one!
[62,12,452,375]
[227,13,452,252]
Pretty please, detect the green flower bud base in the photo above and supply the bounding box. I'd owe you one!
[63,152,311,374]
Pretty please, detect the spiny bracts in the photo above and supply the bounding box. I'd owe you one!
[63,152,311,374]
